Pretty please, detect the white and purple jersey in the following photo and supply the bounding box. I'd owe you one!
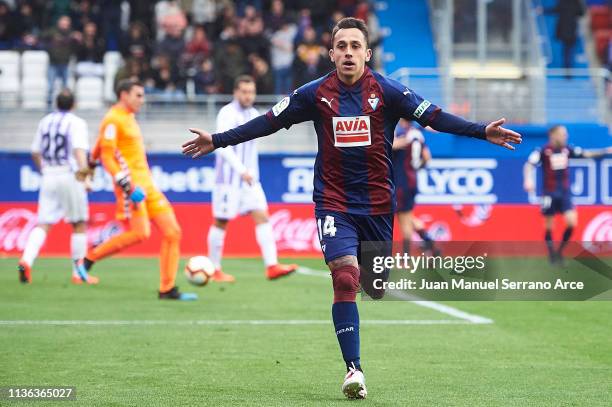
[214,100,260,187]
[31,111,89,173]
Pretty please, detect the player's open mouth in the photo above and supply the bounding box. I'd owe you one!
[342,61,355,68]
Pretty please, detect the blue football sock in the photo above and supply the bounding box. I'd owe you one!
[332,302,361,371]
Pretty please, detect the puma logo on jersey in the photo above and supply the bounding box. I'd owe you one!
[321,97,334,108]
[332,116,371,147]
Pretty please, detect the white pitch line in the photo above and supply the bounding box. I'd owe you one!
[0,319,476,326]
[296,266,494,325]
[389,291,494,324]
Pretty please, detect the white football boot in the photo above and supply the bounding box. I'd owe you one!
[341,364,367,399]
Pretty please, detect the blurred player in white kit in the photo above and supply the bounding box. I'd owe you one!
[17,89,97,285]
[206,75,297,282]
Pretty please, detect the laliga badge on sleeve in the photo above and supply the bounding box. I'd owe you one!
[272,96,290,117]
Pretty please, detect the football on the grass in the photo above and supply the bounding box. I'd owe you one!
[184,256,215,286]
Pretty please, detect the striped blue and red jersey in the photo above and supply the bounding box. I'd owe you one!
[392,124,426,191]
[528,144,583,195]
[264,67,440,215]
[212,67,487,216]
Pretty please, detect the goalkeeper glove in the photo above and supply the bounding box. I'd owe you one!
[114,171,146,203]
[130,186,146,203]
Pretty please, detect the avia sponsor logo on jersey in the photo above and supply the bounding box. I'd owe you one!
[549,152,569,170]
[416,159,497,204]
[332,116,371,147]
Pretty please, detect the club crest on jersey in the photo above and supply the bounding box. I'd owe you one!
[332,116,371,147]
[367,94,379,111]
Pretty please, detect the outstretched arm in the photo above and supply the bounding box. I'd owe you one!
[182,114,278,158]
[429,112,522,150]
[184,86,315,158]
[581,147,612,159]
[390,81,521,150]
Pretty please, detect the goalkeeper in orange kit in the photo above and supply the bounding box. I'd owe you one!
[76,79,196,300]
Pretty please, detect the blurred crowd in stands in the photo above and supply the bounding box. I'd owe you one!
[454,0,513,45]
[0,0,382,97]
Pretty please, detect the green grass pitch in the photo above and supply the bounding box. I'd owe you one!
[1,257,611,406]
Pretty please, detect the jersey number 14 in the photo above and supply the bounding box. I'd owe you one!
[317,216,337,238]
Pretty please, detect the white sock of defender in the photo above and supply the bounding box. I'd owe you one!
[256,223,278,267]
[207,225,226,269]
[71,233,87,275]
[21,226,47,267]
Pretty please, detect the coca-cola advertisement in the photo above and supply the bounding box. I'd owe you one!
[0,203,610,257]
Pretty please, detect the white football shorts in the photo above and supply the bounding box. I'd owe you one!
[37,170,89,224]
[212,182,268,220]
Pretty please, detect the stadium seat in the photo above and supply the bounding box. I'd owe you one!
[75,76,104,109]
[103,51,122,102]
[0,50,20,106]
[589,5,610,32]
[21,77,48,109]
[21,51,52,109]
[21,50,49,77]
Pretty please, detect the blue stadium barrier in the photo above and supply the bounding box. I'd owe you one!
[3,131,611,206]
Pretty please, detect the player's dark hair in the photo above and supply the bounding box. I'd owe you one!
[115,78,144,99]
[234,75,255,90]
[56,88,74,111]
[331,17,369,48]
